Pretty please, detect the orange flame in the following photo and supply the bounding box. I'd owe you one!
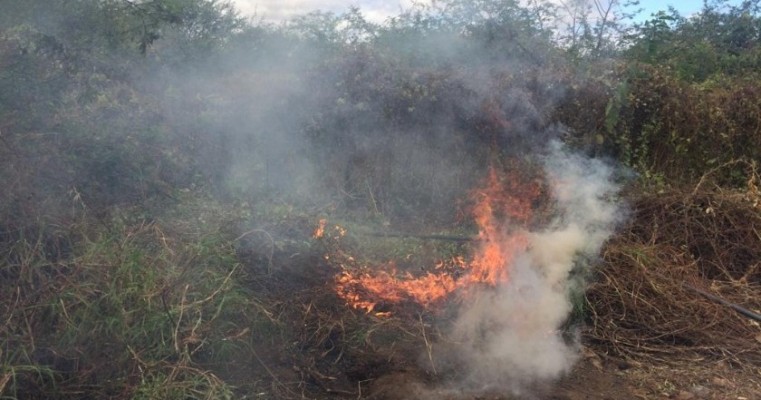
[458,167,536,287]
[332,165,540,315]
[314,219,327,238]
[314,219,347,240]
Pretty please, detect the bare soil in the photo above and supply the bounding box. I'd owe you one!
[364,353,761,400]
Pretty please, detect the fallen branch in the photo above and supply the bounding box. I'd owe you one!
[361,231,476,243]
[683,284,761,323]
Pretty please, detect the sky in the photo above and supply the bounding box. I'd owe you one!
[229,0,747,24]
[635,0,737,19]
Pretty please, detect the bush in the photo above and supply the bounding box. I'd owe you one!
[0,216,250,399]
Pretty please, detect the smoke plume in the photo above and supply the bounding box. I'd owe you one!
[438,140,624,395]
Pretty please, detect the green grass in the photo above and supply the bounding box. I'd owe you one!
[0,207,258,399]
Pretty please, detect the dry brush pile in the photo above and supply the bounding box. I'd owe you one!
[554,63,761,367]
[587,170,761,365]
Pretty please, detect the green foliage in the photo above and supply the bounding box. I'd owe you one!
[377,0,559,64]
[0,0,242,58]
[0,26,72,134]
[626,0,761,82]
[0,1,248,224]
[0,217,250,398]
[558,62,761,186]
[604,80,628,136]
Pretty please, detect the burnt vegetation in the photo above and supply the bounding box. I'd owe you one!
[1,0,761,398]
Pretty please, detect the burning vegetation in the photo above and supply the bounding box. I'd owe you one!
[329,165,542,315]
[310,144,627,394]
[2,0,761,399]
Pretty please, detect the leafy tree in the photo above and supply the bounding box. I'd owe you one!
[555,0,642,60]
[625,0,761,82]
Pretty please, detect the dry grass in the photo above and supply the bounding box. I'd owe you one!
[0,213,252,399]
[587,173,761,366]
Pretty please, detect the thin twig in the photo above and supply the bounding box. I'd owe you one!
[366,179,380,216]
[361,231,475,242]
[160,288,177,333]
[691,159,748,197]
[181,263,240,309]
[684,284,761,323]
[174,284,189,355]
[418,313,437,376]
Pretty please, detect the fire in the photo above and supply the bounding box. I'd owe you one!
[314,219,346,240]
[326,165,541,315]
[459,167,537,287]
[338,266,459,306]
[313,218,327,238]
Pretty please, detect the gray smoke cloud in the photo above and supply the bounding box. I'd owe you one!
[431,140,624,396]
[143,8,622,394]
[140,4,623,395]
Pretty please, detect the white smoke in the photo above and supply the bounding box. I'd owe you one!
[441,140,623,395]
[230,0,413,23]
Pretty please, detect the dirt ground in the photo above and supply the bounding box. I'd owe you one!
[364,351,761,400]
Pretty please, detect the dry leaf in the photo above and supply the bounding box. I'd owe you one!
[676,390,695,400]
